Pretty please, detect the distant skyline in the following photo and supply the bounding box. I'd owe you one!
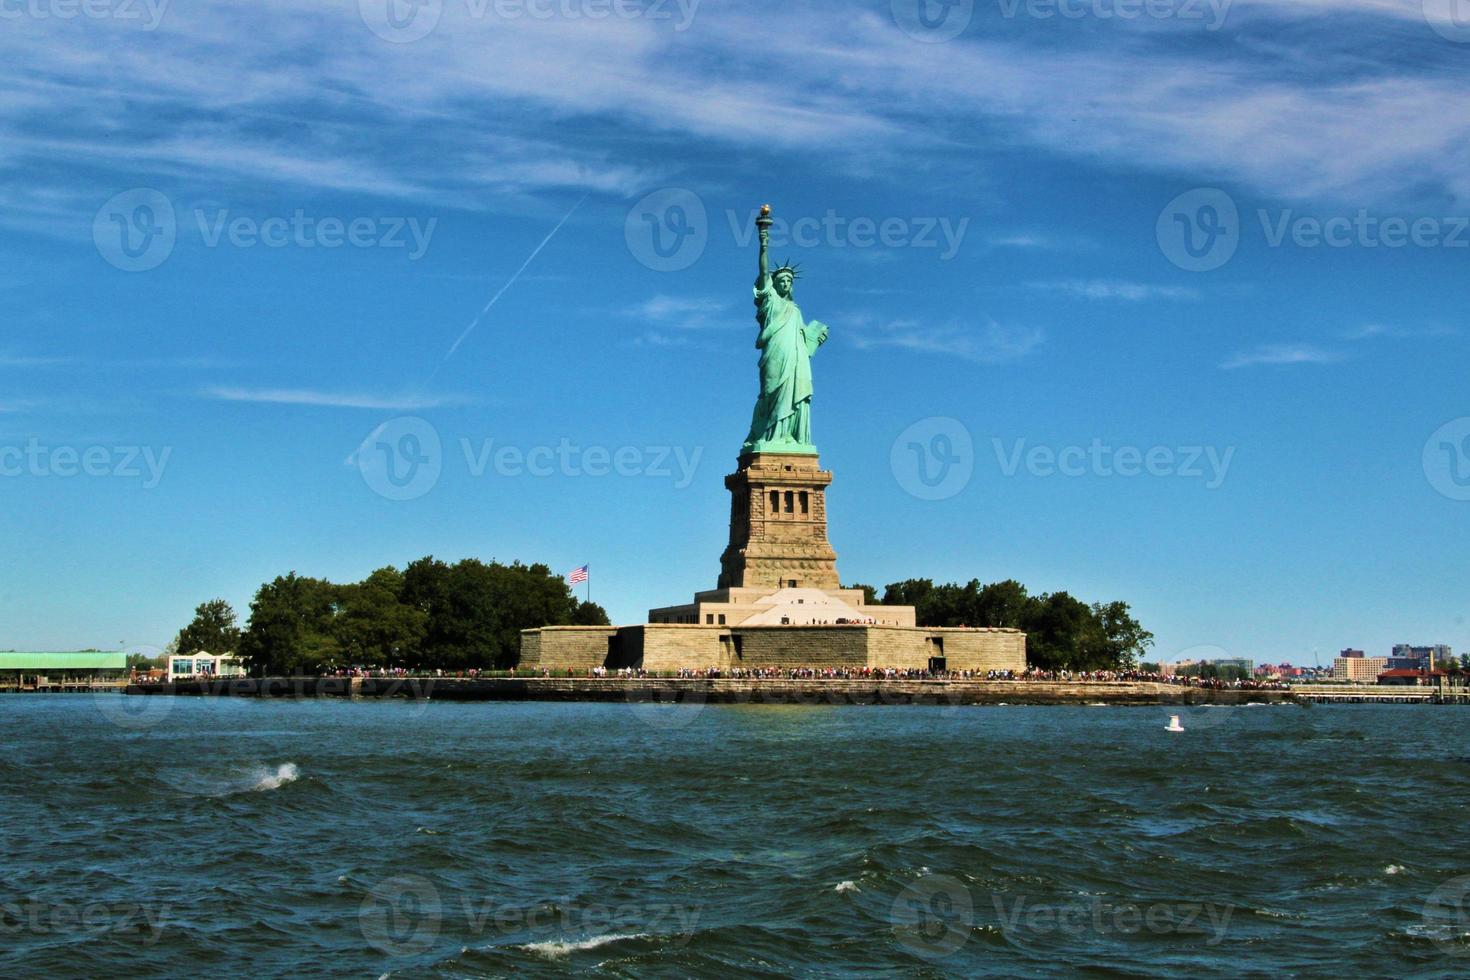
[3,0,1469,663]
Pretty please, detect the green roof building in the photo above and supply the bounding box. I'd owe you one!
[0,652,130,688]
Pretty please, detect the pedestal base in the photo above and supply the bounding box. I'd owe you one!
[717,452,840,591]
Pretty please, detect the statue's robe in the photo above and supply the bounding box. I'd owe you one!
[743,275,827,452]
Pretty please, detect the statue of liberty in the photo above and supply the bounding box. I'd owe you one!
[742,204,829,455]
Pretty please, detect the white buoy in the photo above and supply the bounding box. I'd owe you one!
[1166,714,1185,732]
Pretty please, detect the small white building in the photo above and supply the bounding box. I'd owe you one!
[167,653,246,682]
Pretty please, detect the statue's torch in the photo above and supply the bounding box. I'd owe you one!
[756,203,773,236]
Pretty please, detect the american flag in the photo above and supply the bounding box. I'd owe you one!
[568,564,589,584]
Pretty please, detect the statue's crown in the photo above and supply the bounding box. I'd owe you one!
[772,258,802,279]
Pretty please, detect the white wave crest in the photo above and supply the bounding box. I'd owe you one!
[835,880,859,894]
[251,763,300,791]
[520,933,649,959]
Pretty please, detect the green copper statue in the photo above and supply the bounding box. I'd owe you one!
[742,204,829,455]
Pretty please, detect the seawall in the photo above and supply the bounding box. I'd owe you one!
[124,676,1299,707]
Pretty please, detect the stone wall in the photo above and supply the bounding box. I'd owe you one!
[518,626,617,670]
[637,626,726,672]
[928,628,1027,672]
[520,623,1026,673]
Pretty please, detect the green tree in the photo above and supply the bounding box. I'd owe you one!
[571,600,611,626]
[887,576,1152,672]
[843,583,880,605]
[975,580,1031,629]
[334,567,427,668]
[237,573,341,675]
[174,598,242,656]
[1091,600,1154,669]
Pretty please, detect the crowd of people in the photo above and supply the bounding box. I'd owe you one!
[985,668,1288,690]
[176,664,1287,689]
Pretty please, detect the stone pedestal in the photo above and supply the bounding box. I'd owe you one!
[717,452,840,591]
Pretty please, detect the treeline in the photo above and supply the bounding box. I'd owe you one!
[174,557,607,676]
[847,578,1153,671]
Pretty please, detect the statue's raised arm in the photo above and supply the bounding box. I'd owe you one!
[756,203,771,287]
[741,204,827,457]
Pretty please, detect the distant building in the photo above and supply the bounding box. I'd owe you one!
[1388,644,1451,671]
[1378,668,1447,687]
[1340,648,1365,659]
[1333,655,1388,682]
[167,653,246,682]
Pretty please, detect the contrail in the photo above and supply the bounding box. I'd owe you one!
[441,193,588,365]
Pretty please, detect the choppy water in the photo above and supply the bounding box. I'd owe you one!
[3,696,1469,977]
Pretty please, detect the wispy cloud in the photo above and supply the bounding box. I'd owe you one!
[622,294,732,328]
[1343,323,1457,340]
[1026,280,1200,302]
[988,232,1095,251]
[2,0,1466,236]
[1220,344,1346,369]
[848,316,1044,363]
[0,354,73,367]
[203,387,461,411]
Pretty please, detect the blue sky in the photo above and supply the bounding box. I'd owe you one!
[3,0,1469,665]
